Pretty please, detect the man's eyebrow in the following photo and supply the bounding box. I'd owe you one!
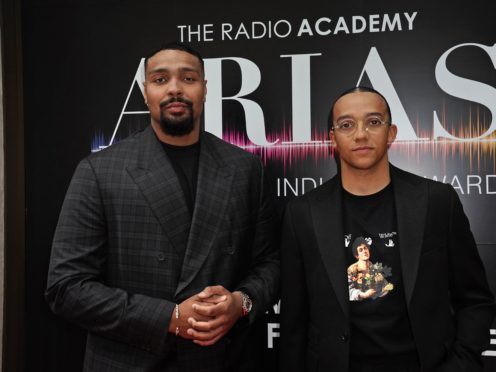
[366,112,386,117]
[147,67,168,75]
[335,114,353,122]
[147,67,201,76]
[179,67,201,74]
[335,112,386,121]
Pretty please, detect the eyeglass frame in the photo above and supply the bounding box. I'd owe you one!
[331,116,391,136]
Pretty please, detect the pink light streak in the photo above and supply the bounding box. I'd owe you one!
[223,111,496,173]
[223,126,336,175]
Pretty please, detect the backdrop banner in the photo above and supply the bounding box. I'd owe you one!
[22,0,496,370]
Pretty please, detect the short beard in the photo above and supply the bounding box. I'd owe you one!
[159,98,195,136]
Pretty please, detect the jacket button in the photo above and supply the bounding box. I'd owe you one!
[340,333,349,342]
[156,253,165,261]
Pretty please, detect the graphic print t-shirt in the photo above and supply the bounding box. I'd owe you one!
[343,183,415,357]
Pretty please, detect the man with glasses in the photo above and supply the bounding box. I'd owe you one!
[279,86,495,372]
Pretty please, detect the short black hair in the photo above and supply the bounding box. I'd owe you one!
[351,236,370,257]
[327,86,392,134]
[144,41,204,76]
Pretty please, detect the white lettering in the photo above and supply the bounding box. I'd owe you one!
[267,323,280,349]
[357,47,419,141]
[302,178,317,194]
[252,21,267,39]
[297,18,313,37]
[434,43,496,141]
[177,25,187,42]
[382,14,401,32]
[235,23,250,40]
[284,178,298,196]
[110,58,147,146]
[277,178,325,196]
[177,24,206,42]
[334,17,350,34]
[204,24,214,41]
[467,175,482,194]
[428,174,496,195]
[315,17,331,36]
[451,175,464,194]
[204,58,277,146]
[487,175,496,194]
[222,23,233,40]
[280,53,322,143]
[404,12,418,30]
[352,16,367,33]
[369,14,380,32]
[274,20,292,38]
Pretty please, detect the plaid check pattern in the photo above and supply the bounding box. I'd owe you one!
[46,126,279,371]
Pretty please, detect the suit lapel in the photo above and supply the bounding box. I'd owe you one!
[391,166,428,306]
[175,133,235,296]
[126,126,191,256]
[311,177,350,318]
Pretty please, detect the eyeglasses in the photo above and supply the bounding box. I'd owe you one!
[332,117,389,136]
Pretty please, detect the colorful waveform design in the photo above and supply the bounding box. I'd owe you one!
[222,125,336,174]
[91,109,496,173]
[223,113,496,173]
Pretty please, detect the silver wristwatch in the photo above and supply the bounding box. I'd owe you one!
[240,291,253,316]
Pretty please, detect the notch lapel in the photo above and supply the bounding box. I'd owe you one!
[175,133,235,296]
[311,178,350,318]
[126,127,191,256]
[392,166,428,306]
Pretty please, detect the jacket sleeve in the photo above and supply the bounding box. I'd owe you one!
[235,160,280,323]
[279,202,308,371]
[436,185,496,371]
[45,158,176,355]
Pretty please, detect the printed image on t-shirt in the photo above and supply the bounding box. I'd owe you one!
[347,236,394,301]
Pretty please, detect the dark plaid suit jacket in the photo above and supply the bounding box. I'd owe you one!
[46,126,279,372]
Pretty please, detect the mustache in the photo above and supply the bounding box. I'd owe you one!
[159,97,193,108]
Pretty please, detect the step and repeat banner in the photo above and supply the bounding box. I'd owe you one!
[22,0,495,370]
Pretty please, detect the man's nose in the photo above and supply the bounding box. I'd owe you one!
[353,123,369,140]
[166,78,183,96]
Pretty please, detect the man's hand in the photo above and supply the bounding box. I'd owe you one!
[168,293,225,339]
[359,288,376,299]
[186,285,244,346]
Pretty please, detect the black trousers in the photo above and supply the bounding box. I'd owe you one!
[349,352,420,372]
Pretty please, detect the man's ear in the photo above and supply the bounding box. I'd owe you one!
[387,124,398,146]
[329,129,336,146]
[143,81,148,105]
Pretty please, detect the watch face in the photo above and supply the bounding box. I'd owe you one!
[242,292,252,315]
[245,297,252,312]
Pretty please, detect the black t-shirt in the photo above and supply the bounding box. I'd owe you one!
[342,183,416,357]
[161,140,200,215]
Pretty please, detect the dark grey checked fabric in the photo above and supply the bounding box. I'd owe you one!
[46,126,279,371]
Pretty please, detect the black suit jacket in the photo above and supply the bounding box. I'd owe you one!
[46,126,279,371]
[279,165,495,372]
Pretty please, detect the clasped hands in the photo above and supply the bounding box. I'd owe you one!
[169,285,243,346]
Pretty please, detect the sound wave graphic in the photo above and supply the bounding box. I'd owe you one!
[222,126,336,172]
[224,134,496,173]
[91,110,496,172]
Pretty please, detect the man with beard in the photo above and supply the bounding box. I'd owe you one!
[46,42,279,372]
